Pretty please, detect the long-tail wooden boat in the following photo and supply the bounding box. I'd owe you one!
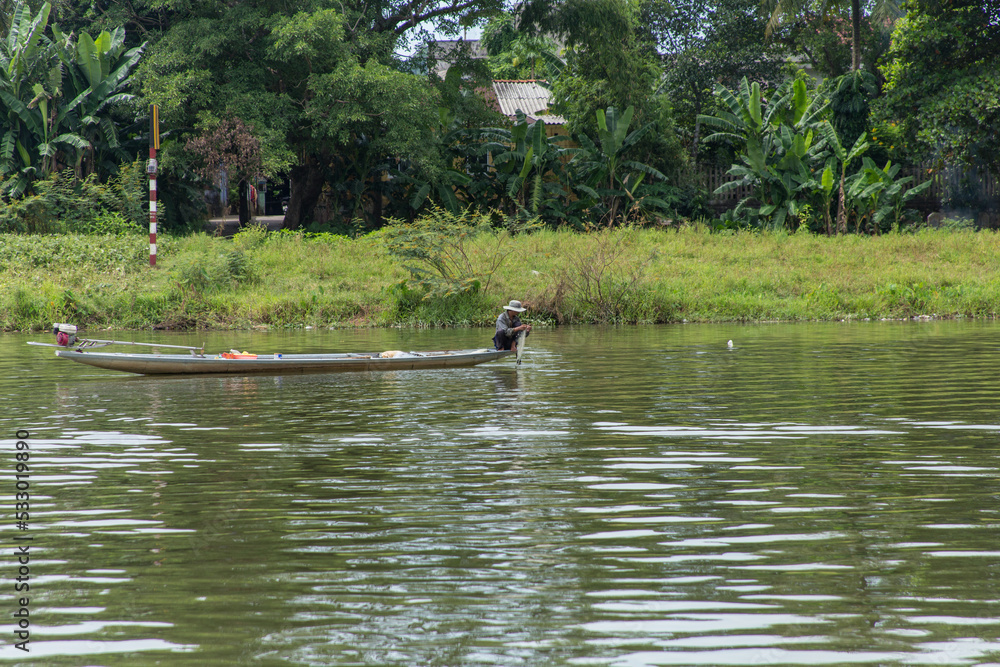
[50,348,512,375]
[30,324,513,376]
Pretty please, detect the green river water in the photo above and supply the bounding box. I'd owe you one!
[1,321,999,666]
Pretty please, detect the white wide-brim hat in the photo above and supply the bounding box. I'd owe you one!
[503,300,526,312]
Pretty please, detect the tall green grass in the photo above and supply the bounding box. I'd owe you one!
[2,224,1000,332]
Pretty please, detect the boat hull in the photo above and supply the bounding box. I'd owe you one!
[54,348,512,376]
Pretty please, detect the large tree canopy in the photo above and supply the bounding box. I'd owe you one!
[761,0,901,73]
[768,6,894,81]
[57,0,502,49]
[641,0,786,163]
[518,0,661,133]
[78,0,505,228]
[878,0,1000,175]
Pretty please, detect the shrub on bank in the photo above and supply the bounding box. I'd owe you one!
[0,163,148,234]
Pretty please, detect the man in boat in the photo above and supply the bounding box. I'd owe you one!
[494,300,531,352]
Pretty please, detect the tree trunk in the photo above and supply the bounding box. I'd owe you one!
[283,156,326,230]
[238,179,250,225]
[851,0,862,71]
[371,173,383,229]
[692,114,701,164]
[837,175,848,234]
[691,84,703,163]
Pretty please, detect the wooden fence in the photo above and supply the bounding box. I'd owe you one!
[692,163,1000,225]
[698,166,749,203]
[909,164,1000,202]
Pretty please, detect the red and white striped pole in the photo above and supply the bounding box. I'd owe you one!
[149,104,159,268]
[149,145,157,267]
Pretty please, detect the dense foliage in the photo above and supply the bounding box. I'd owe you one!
[0,0,994,235]
[130,1,446,230]
[640,0,787,164]
[878,0,1000,175]
[700,75,930,233]
[0,1,144,197]
[0,159,147,233]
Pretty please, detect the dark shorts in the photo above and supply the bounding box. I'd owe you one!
[494,333,514,350]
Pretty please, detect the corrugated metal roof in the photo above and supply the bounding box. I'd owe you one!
[492,80,566,125]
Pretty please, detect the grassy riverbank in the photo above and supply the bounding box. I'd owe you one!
[2,224,1000,332]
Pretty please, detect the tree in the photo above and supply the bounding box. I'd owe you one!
[482,15,563,80]
[769,6,892,81]
[306,59,441,228]
[122,0,507,229]
[826,70,877,157]
[513,0,692,199]
[185,117,262,225]
[518,0,661,134]
[762,0,901,72]
[642,0,787,163]
[878,0,1000,176]
[818,120,869,233]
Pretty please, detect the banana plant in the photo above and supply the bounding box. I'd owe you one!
[817,121,868,234]
[490,111,576,218]
[52,25,145,176]
[0,1,144,196]
[0,1,57,195]
[700,77,833,230]
[573,106,666,225]
[0,1,51,96]
[848,157,932,233]
[699,78,767,148]
[699,77,825,154]
[722,122,825,230]
[817,162,836,234]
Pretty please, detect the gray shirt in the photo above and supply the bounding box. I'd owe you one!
[494,311,526,350]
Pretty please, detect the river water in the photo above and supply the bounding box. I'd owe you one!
[1,322,1000,666]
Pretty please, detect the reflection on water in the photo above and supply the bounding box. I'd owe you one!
[2,322,1000,665]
